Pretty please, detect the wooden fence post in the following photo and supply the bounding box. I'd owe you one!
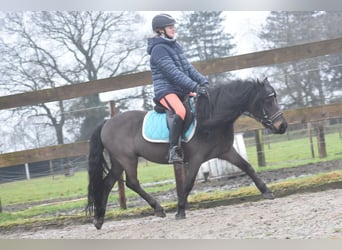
[49,160,55,180]
[316,121,327,158]
[110,101,127,209]
[338,118,342,139]
[307,122,315,158]
[24,163,31,180]
[255,129,266,167]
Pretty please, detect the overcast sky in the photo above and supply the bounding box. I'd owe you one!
[223,11,269,53]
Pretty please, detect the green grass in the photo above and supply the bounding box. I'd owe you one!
[247,132,342,171]
[136,161,175,182]
[0,173,87,207]
[0,131,341,227]
[0,162,175,207]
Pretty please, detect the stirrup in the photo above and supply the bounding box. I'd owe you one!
[168,146,183,163]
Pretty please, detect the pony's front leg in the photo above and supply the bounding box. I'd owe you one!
[219,148,275,199]
[173,162,186,219]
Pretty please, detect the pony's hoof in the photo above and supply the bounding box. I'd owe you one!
[175,213,186,220]
[155,209,166,218]
[262,191,275,200]
[93,217,104,230]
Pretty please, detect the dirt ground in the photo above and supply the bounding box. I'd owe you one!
[2,188,342,239]
[125,159,342,209]
[1,159,342,239]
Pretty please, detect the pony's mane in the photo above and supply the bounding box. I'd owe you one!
[197,79,257,128]
[211,79,257,107]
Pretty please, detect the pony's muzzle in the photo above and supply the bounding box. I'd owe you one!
[272,118,288,134]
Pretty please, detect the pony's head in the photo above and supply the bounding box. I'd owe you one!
[245,78,287,134]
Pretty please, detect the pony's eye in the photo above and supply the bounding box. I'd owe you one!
[264,97,275,106]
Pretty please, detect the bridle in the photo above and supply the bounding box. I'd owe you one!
[243,92,283,128]
[244,109,283,128]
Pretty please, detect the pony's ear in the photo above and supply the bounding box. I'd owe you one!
[257,78,264,86]
[263,77,269,83]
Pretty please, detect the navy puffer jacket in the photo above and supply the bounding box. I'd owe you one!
[147,36,208,103]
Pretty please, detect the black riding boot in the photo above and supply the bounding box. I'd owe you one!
[168,114,184,163]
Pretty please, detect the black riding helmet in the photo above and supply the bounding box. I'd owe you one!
[152,13,176,32]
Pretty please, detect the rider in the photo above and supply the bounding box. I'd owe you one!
[147,13,209,163]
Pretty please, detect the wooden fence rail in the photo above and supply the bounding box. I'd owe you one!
[235,102,342,132]
[1,38,342,110]
[1,102,341,168]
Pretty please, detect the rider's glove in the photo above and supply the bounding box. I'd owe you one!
[196,82,209,97]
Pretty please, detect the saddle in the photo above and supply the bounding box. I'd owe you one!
[142,96,196,143]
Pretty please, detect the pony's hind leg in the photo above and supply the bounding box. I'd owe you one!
[220,148,275,199]
[123,158,166,218]
[93,164,123,230]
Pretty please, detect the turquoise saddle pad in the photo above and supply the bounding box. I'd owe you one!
[142,111,196,143]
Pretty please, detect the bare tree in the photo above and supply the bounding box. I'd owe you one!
[0,11,148,149]
[259,11,342,109]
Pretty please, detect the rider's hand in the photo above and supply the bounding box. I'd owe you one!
[196,83,208,97]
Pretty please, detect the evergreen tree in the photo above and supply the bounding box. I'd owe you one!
[176,11,236,84]
[0,11,147,147]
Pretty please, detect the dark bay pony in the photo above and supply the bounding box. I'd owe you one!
[87,78,288,229]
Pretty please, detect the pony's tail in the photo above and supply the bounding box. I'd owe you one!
[86,121,109,217]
